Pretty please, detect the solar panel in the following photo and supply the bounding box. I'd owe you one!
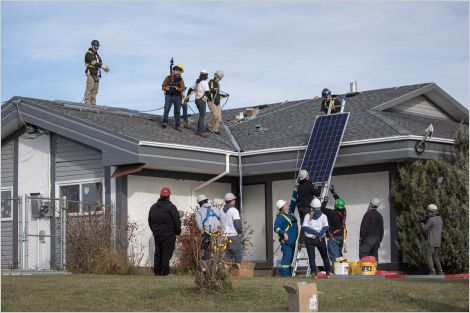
[300,112,350,185]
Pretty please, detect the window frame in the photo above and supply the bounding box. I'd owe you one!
[1,187,14,221]
[56,179,105,216]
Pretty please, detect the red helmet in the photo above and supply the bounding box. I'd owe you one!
[160,187,171,197]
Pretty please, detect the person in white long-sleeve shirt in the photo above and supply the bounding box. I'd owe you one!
[302,197,333,278]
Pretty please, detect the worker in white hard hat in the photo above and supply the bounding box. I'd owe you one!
[359,198,384,262]
[421,204,444,275]
[221,192,243,266]
[195,194,224,260]
[273,198,299,276]
[183,69,210,137]
[296,169,321,246]
[302,198,333,278]
[206,70,226,135]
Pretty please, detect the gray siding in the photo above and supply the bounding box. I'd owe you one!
[1,140,14,187]
[1,221,14,269]
[55,135,103,182]
[387,95,451,120]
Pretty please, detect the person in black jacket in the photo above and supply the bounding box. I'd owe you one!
[359,198,384,262]
[148,187,182,276]
[321,185,347,266]
[296,169,321,245]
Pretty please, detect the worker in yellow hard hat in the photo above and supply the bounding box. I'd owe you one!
[162,63,186,131]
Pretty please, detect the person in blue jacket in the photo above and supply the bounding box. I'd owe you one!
[274,198,299,277]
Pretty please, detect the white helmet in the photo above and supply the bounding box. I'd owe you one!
[310,198,322,209]
[197,194,208,203]
[298,170,309,181]
[276,199,287,210]
[427,204,438,211]
[215,70,224,79]
[200,69,208,74]
[224,192,237,202]
[370,198,380,208]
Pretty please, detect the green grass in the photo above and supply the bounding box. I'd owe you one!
[1,274,468,312]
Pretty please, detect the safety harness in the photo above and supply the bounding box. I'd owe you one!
[328,210,347,242]
[85,49,102,78]
[202,206,220,234]
[322,98,337,112]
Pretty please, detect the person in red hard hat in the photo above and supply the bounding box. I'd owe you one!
[148,186,182,276]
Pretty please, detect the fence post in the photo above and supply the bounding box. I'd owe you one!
[21,194,27,270]
[61,196,67,271]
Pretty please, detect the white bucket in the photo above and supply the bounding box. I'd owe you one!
[334,262,349,275]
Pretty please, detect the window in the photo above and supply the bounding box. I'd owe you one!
[1,189,13,220]
[59,181,103,214]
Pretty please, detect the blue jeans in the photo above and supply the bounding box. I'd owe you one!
[182,101,188,119]
[327,235,343,265]
[227,235,242,264]
[305,236,331,274]
[195,98,206,132]
[163,94,182,127]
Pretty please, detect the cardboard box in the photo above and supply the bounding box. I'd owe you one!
[283,282,318,312]
[238,261,256,278]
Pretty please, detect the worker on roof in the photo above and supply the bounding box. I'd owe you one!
[296,169,321,246]
[195,194,224,260]
[184,69,211,138]
[83,40,109,105]
[359,197,384,262]
[303,198,333,278]
[206,70,226,135]
[274,199,298,277]
[162,64,186,131]
[321,184,347,266]
[319,88,340,115]
[148,187,182,276]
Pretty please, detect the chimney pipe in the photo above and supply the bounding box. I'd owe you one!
[350,80,358,93]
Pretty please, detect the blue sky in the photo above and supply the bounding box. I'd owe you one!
[1,1,469,112]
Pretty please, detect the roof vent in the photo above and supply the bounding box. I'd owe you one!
[350,80,358,93]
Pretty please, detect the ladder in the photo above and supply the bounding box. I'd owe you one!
[291,242,311,277]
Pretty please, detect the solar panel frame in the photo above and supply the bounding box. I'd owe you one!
[299,112,350,185]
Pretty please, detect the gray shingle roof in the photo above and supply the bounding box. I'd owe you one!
[11,82,463,152]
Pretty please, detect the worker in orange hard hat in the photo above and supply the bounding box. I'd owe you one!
[148,186,182,276]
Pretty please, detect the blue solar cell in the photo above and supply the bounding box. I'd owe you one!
[299,113,350,184]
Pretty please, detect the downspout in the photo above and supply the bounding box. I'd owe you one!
[191,153,230,206]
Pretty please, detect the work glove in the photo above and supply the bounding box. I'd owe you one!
[101,64,110,72]
[329,184,335,193]
[421,216,428,223]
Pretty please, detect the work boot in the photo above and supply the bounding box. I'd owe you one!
[197,131,207,138]
[174,126,182,132]
[182,118,189,128]
[162,122,167,129]
[311,273,317,279]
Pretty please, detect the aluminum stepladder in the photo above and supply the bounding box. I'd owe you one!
[291,96,348,277]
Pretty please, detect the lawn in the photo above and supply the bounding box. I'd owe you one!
[1,274,468,312]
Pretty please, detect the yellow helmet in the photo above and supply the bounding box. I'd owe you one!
[174,63,184,72]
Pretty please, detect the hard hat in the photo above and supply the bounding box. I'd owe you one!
[310,198,322,209]
[335,198,346,209]
[200,69,208,74]
[160,187,171,197]
[197,194,208,203]
[215,70,224,79]
[276,199,287,210]
[298,169,309,181]
[322,88,331,98]
[91,40,100,46]
[174,64,184,72]
[224,192,237,202]
[427,204,438,211]
[370,198,380,207]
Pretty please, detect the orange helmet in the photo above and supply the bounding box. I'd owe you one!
[160,187,171,197]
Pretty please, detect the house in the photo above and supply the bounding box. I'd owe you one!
[1,82,467,271]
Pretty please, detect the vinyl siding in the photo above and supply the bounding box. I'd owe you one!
[387,95,451,120]
[1,140,14,188]
[55,136,103,182]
